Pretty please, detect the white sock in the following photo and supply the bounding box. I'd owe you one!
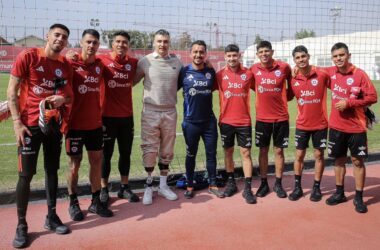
[146,176,153,185]
[159,175,167,188]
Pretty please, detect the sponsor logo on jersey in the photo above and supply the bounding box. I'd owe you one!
[223,75,229,80]
[71,146,78,153]
[224,90,232,98]
[36,66,44,72]
[358,146,366,151]
[78,84,88,94]
[193,80,208,87]
[205,72,212,79]
[76,66,84,72]
[108,80,117,88]
[260,78,276,85]
[189,88,197,96]
[258,85,281,93]
[301,90,315,97]
[228,82,243,88]
[24,137,31,145]
[346,77,354,85]
[125,64,131,71]
[256,71,262,76]
[32,86,43,95]
[298,97,321,105]
[333,85,347,94]
[311,79,318,86]
[95,66,101,74]
[240,74,247,80]
[358,151,366,156]
[294,81,300,87]
[274,70,281,77]
[55,68,63,77]
[298,98,305,106]
[187,74,194,80]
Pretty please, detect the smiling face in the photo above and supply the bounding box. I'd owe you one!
[153,34,170,57]
[81,33,99,57]
[46,27,69,53]
[293,51,310,70]
[256,47,274,66]
[225,51,240,69]
[331,47,351,70]
[191,44,207,66]
[112,35,129,57]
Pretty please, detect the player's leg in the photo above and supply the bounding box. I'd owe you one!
[272,121,289,198]
[255,121,272,197]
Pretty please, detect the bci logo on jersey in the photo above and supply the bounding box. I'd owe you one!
[346,77,354,85]
[55,68,63,77]
[125,64,131,71]
[95,66,101,74]
[205,72,212,79]
[274,70,281,77]
[311,79,318,86]
[300,90,315,97]
[240,74,247,80]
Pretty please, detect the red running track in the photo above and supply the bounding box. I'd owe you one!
[1,163,380,249]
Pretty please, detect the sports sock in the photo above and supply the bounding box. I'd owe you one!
[275,177,282,186]
[159,175,168,188]
[146,176,153,187]
[244,177,252,190]
[295,175,302,188]
[45,172,58,216]
[355,190,363,200]
[16,176,32,226]
[69,193,78,206]
[313,180,321,188]
[261,178,268,185]
[336,185,344,194]
[227,172,234,182]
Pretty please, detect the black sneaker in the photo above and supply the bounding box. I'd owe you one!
[326,192,347,206]
[242,189,257,204]
[184,189,195,199]
[353,198,368,213]
[223,180,238,197]
[118,186,140,202]
[310,186,322,202]
[100,188,109,205]
[69,203,84,221]
[208,186,225,198]
[288,187,303,201]
[88,197,114,217]
[273,184,287,198]
[256,182,269,197]
[12,224,28,248]
[44,214,69,234]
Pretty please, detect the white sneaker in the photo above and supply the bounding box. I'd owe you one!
[143,186,153,205]
[158,185,178,201]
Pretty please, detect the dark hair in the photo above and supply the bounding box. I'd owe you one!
[155,29,170,37]
[331,42,349,54]
[82,29,100,40]
[49,23,70,36]
[225,44,239,53]
[256,40,272,51]
[190,40,207,51]
[292,45,308,57]
[112,30,130,41]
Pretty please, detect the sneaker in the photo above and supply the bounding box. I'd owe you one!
[69,203,84,221]
[143,186,154,205]
[273,184,287,198]
[256,182,270,197]
[99,188,109,205]
[38,99,61,135]
[118,186,140,202]
[158,185,178,201]
[12,224,28,248]
[288,187,303,201]
[44,214,69,234]
[223,180,238,197]
[208,186,225,198]
[326,192,347,206]
[353,198,368,213]
[242,189,257,204]
[310,186,322,202]
[88,197,113,217]
[184,189,195,199]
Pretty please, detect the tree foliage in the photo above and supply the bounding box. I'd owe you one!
[254,34,263,44]
[294,29,316,40]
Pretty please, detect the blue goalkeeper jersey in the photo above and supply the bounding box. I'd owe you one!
[178,64,216,123]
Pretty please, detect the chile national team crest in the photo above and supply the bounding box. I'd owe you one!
[346,78,354,85]
[311,79,318,86]
[274,70,282,77]
[205,72,211,79]
[95,66,101,74]
[55,68,63,77]
[125,64,131,71]
[240,74,247,80]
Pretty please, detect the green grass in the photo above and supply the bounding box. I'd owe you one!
[0,72,379,191]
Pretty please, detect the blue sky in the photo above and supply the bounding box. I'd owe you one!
[1,0,379,49]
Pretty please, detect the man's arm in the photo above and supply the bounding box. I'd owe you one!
[7,75,31,146]
[133,58,145,86]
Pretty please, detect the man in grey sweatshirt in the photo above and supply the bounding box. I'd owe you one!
[134,29,182,205]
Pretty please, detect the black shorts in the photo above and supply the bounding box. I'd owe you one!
[18,126,62,176]
[65,127,103,155]
[295,128,328,150]
[219,123,252,148]
[328,128,368,158]
[255,120,289,148]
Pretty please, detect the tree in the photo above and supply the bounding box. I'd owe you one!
[174,32,192,50]
[101,29,154,49]
[294,29,316,40]
[254,34,263,44]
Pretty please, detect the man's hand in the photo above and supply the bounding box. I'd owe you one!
[66,50,79,61]
[13,120,32,147]
[45,95,66,108]
[335,100,348,111]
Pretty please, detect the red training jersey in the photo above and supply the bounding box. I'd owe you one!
[290,66,330,130]
[99,53,138,117]
[68,57,104,130]
[326,64,377,133]
[215,65,254,126]
[11,48,73,127]
[250,60,291,122]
